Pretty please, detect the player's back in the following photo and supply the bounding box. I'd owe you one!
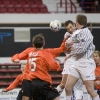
[28,49,60,84]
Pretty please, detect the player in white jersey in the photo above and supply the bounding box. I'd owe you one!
[65,14,99,100]
[56,20,87,100]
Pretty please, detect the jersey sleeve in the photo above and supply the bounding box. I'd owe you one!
[46,54,60,71]
[46,39,67,57]
[6,74,23,91]
[11,47,33,62]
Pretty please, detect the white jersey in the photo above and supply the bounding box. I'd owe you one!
[70,28,95,59]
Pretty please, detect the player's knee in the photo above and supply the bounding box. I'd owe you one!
[65,85,72,92]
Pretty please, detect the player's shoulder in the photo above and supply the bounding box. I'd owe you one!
[25,47,35,53]
[26,47,34,50]
[64,32,70,38]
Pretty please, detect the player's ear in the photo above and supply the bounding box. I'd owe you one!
[43,42,45,47]
[32,44,34,47]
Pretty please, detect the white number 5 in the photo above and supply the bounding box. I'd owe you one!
[29,58,36,71]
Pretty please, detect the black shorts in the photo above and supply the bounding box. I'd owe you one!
[16,90,22,100]
[31,78,59,100]
[22,79,31,97]
[16,89,32,100]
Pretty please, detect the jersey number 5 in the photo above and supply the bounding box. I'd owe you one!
[29,58,36,72]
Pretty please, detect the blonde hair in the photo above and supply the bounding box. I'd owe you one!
[93,50,100,57]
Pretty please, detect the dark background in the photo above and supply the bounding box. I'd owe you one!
[0,28,99,57]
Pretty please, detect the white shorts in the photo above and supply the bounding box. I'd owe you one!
[62,57,76,74]
[69,58,96,80]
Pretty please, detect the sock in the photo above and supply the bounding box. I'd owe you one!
[93,95,100,100]
[56,85,63,95]
[66,96,73,100]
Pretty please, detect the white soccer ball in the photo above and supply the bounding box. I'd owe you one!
[50,20,61,32]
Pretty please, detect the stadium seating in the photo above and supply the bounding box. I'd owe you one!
[0,63,63,88]
[7,5,16,13]
[0,5,7,13]
[23,5,32,13]
[0,0,49,13]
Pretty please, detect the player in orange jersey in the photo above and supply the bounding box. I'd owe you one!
[11,34,72,100]
[1,63,26,100]
[93,50,100,97]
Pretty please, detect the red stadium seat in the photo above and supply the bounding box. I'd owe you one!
[0,0,2,5]
[39,4,49,13]
[19,0,27,6]
[11,0,19,6]
[0,5,7,13]
[7,5,15,13]
[15,5,24,13]
[31,5,40,13]
[26,0,35,6]
[35,0,42,5]
[3,0,11,6]
[23,5,31,13]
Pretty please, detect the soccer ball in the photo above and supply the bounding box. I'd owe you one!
[50,20,61,32]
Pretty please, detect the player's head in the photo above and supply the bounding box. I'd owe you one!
[20,63,26,73]
[93,50,100,65]
[32,34,45,49]
[76,14,87,29]
[64,20,75,34]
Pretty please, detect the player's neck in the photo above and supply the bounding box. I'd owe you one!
[78,25,84,29]
[96,61,100,66]
[36,47,43,50]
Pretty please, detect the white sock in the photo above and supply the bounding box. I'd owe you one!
[66,96,73,100]
[93,95,100,100]
[56,85,63,94]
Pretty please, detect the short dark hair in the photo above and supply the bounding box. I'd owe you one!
[32,34,45,48]
[76,14,87,26]
[64,20,74,27]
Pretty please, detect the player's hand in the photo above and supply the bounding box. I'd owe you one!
[65,40,73,48]
[55,58,61,64]
[64,54,71,62]
[94,81,100,86]
[65,33,72,40]
[13,59,20,63]
[1,89,7,92]
[67,47,74,53]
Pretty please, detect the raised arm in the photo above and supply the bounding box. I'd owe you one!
[11,47,33,62]
[47,34,72,57]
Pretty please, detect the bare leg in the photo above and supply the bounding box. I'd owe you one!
[22,96,29,100]
[83,80,98,98]
[65,74,78,96]
[59,74,68,89]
